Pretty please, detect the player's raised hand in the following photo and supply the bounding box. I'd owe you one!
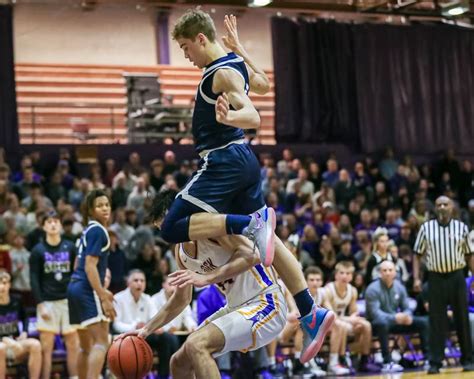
[169,269,210,288]
[222,14,243,54]
[216,92,231,124]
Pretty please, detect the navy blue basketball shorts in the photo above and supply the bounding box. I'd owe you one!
[67,279,108,328]
[178,141,265,215]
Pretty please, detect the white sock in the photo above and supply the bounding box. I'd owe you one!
[330,353,339,367]
[268,356,276,366]
[69,377,79,379]
[294,351,301,359]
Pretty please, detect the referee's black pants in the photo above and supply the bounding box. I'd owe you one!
[428,269,473,367]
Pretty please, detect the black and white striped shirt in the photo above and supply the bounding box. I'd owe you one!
[414,218,472,273]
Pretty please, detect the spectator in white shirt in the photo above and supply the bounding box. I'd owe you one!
[113,270,180,379]
[286,168,315,196]
[109,208,135,251]
[152,275,197,333]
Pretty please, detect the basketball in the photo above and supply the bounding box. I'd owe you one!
[107,336,153,379]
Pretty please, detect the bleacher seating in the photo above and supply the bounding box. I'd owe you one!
[15,63,276,145]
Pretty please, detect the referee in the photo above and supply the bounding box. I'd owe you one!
[413,196,474,374]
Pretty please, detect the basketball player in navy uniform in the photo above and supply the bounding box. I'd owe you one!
[67,190,116,379]
[157,12,334,362]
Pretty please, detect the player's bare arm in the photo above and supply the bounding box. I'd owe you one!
[170,236,260,288]
[85,255,116,320]
[348,289,359,317]
[213,69,260,129]
[222,14,270,95]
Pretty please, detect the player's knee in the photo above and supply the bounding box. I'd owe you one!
[0,343,6,357]
[29,339,42,354]
[185,334,209,358]
[363,320,372,332]
[64,334,79,351]
[170,351,185,370]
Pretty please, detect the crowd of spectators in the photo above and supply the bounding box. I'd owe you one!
[0,145,472,377]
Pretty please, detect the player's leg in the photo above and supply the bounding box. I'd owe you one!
[272,236,335,362]
[184,324,224,379]
[170,344,196,379]
[39,331,55,379]
[0,342,7,378]
[159,145,276,266]
[15,339,42,379]
[77,329,92,379]
[353,318,379,372]
[161,197,275,266]
[328,320,350,375]
[85,321,109,379]
[63,331,80,378]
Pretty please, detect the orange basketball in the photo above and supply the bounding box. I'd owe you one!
[107,336,153,379]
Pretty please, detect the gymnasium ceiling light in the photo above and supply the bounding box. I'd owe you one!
[439,0,470,16]
[248,0,273,8]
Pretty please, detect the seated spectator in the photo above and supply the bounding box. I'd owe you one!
[0,271,42,378]
[354,208,376,238]
[111,174,130,210]
[365,227,398,286]
[365,261,429,373]
[286,168,314,196]
[107,230,128,294]
[30,211,79,379]
[336,239,359,270]
[8,232,32,307]
[113,270,180,379]
[110,208,135,251]
[324,262,379,374]
[337,214,354,243]
[319,236,336,280]
[353,271,366,299]
[21,183,53,211]
[2,194,28,235]
[61,218,79,243]
[334,169,356,212]
[384,209,401,241]
[322,158,339,187]
[300,225,320,267]
[25,210,47,251]
[388,241,410,285]
[67,178,89,211]
[151,275,197,334]
[279,266,326,377]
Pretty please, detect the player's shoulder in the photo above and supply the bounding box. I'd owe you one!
[85,222,108,239]
[213,67,245,90]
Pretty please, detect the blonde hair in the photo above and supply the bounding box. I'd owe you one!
[172,9,216,42]
[372,226,388,244]
[0,270,11,282]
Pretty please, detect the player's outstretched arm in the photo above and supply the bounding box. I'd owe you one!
[136,285,192,339]
[222,14,270,95]
[213,70,260,129]
[170,236,259,288]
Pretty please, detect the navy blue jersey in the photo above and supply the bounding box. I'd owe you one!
[30,238,76,302]
[193,52,249,153]
[71,221,110,289]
